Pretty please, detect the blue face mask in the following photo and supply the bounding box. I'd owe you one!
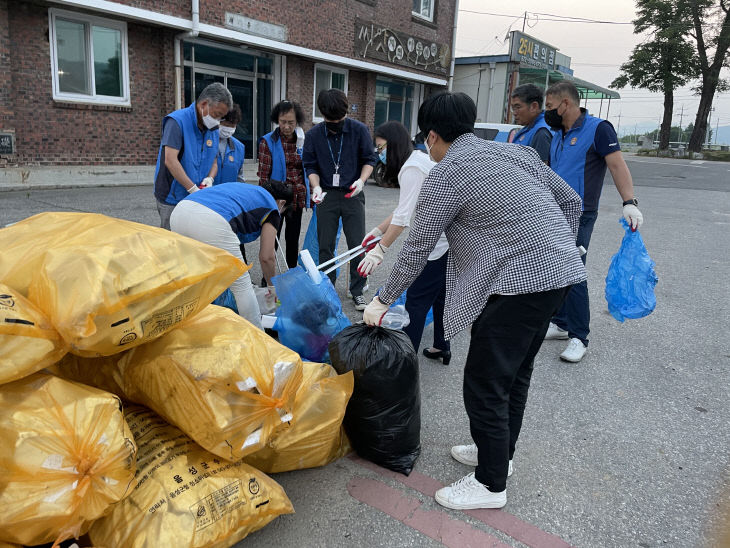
[378,148,387,164]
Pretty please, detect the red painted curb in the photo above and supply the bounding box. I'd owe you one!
[349,455,574,548]
[348,476,512,548]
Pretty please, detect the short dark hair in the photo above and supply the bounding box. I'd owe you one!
[374,121,414,181]
[317,89,348,120]
[270,100,304,125]
[261,179,293,204]
[511,84,544,108]
[222,103,242,125]
[417,91,476,143]
[546,81,581,105]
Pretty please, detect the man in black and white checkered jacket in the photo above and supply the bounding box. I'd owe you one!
[363,91,586,511]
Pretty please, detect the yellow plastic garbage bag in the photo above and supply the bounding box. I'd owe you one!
[0,212,247,357]
[245,362,353,473]
[46,353,125,397]
[0,283,68,384]
[115,305,304,461]
[0,373,137,547]
[89,406,293,548]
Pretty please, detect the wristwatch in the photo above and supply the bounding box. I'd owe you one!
[622,198,638,206]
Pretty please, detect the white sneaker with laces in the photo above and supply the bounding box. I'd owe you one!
[560,337,587,363]
[451,444,513,476]
[544,322,569,340]
[435,472,507,510]
[352,295,367,311]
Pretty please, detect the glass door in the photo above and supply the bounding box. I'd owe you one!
[226,76,254,160]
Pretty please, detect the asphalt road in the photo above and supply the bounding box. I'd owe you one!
[1,154,728,547]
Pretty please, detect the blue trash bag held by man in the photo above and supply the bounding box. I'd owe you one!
[605,218,658,322]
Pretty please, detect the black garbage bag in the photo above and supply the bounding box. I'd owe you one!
[329,324,420,475]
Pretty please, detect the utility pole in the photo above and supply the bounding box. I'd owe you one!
[706,107,714,146]
[715,113,720,145]
[616,113,622,138]
[522,11,527,32]
[678,104,684,143]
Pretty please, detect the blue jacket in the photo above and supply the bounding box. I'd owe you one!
[549,113,604,211]
[263,130,310,207]
[154,102,219,205]
[513,111,551,146]
[214,136,245,185]
[183,183,280,244]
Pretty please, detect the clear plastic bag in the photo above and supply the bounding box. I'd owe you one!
[605,219,658,322]
[381,304,411,330]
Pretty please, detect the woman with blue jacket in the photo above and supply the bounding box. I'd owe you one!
[257,100,308,268]
[213,104,246,185]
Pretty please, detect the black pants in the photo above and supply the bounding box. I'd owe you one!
[402,252,449,353]
[276,207,304,269]
[316,190,366,296]
[464,287,569,492]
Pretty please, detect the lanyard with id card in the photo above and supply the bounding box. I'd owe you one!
[325,125,344,187]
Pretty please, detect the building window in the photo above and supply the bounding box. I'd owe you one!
[375,78,416,133]
[412,0,435,22]
[313,64,348,121]
[49,9,129,105]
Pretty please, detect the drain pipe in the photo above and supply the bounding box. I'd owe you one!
[174,0,199,110]
[447,0,459,91]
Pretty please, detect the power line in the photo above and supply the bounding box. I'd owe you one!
[458,9,633,25]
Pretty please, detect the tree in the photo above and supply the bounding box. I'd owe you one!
[611,0,697,150]
[684,0,730,151]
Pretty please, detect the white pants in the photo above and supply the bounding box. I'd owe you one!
[170,200,262,328]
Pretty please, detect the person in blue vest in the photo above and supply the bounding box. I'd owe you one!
[258,100,308,268]
[169,180,293,329]
[302,89,377,311]
[510,83,553,163]
[543,81,644,363]
[214,103,246,185]
[153,82,233,229]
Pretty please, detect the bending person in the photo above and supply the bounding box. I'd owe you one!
[170,181,293,328]
[357,121,451,363]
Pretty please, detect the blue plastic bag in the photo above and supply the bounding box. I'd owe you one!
[605,219,658,322]
[272,266,350,362]
[300,206,343,276]
[212,288,238,314]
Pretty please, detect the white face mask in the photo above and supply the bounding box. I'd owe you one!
[219,126,235,139]
[424,132,435,162]
[202,104,220,130]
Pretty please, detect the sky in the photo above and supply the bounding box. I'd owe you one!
[454,0,730,142]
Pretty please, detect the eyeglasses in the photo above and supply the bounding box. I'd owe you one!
[375,142,387,153]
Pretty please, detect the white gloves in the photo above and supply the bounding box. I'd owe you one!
[295,127,305,150]
[186,184,199,194]
[361,227,383,251]
[622,204,643,231]
[363,296,390,326]
[357,243,388,277]
[345,178,364,198]
[311,185,325,204]
[199,176,214,189]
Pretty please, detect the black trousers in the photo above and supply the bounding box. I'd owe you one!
[464,287,569,492]
[276,207,304,269]
[316,190,366,296]
[402,252,449,353]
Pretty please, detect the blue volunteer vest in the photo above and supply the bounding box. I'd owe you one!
[154,102,219,205]
[513,111,551,147]
[262,130,310,208]
[549,113,604,207]
[214,136,245,185]
[184,183,278,244]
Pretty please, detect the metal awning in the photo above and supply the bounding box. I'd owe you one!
[519,67,620,99]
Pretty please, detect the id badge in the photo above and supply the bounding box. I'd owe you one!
[332,173,340,187]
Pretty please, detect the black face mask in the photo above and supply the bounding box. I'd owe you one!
[544,108,563,130]
[325,120,345,134]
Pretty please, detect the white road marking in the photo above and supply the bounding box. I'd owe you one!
[625,158,708,168]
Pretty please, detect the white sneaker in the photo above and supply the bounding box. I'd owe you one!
[451,444,513,476]
[544,322,569,340]
[435,472,507,510]
[560,337,587,363]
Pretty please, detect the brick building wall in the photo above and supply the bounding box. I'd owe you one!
[0,0,14,166]
[3,1,176,166]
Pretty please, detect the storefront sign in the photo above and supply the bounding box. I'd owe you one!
[355,19,449,75]
[509,31,557,71]
[225,13,287,42]
[0,132,14,155]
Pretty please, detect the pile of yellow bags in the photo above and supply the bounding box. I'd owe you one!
[0,212,354,547]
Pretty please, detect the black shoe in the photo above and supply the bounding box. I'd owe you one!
[422,348,451,365]
[353,295,367,311]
